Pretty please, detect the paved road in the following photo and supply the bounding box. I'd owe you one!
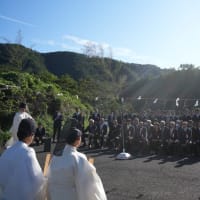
[35,144,200,200]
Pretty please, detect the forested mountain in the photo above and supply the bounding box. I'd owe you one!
[0,43,167,113]
[0,43,47,73]
[42,51,163,81]
[0,43,164,81]
[0,42,200,132]
[1,42,200,147]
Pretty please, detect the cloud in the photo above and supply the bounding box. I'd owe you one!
[35,34,164,67]
[113,47,151,63]
[113,47,139,59]
[63,35,90,46]
[47,40,56,46]
[0,14,36,27]
[32,39,55,46]
[63,34,110,49]
[32,38,80,52]
[63,34,155,63]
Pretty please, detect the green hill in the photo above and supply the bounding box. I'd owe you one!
[42,51,163,81]
[1,42,199,113]
[0,43,47,73]
[0,43,163,82]
[0,43,165,104]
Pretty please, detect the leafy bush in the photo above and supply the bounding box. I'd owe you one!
[35,114,53,137]
[0,131,11,147]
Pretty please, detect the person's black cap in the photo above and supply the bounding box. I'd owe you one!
[17,118,36,140]
[19,102,27,109]
[66,128,82,145]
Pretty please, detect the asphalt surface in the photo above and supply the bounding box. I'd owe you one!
[35,144,200,200]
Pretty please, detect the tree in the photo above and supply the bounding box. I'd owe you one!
[15,29,23,44]
[179,64,195,70]
[108,46,113,60]
[98,44,104,58]
[56,74,78,95]
[0,37,10,43]
[82,41,97,57]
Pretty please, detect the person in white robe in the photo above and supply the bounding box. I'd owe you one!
[0,118,46,200]
[47,128,107,200]
[6,102,33,148]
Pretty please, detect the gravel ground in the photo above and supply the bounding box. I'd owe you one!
[35,144,200,200]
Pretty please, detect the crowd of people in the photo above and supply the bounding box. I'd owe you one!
[4,102,200,157]
[1,101,200,199]
[71,108,200,158]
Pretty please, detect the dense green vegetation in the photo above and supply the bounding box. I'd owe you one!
[0,70,89,130]
[0,43,200,143]
[0,43,47,73]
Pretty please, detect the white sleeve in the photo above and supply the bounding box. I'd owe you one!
[10,112,33,133]
[75,154,107,200]
[9,113,20,136]
[25,149,46,200]
[24,112,33,119]
[6,113,21,146]
[0,148,46,200]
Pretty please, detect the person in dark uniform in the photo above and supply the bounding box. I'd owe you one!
[160,120,170,155]
[98,118,108,148]
[73,108,85,130]
[53,111,63,143]
[84,119,98,148]
[191,121,200,156]
[168,121,178,155]
[108,119,121,151]
[35,122,46,145]
[177,121,192,156]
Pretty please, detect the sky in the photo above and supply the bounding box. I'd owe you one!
[1,0,200,69]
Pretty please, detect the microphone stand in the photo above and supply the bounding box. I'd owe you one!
[116,98,132,160]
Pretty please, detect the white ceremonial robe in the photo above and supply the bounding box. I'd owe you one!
[0,141,46,200]
[6,111,33,147]
[47,145,107,200]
